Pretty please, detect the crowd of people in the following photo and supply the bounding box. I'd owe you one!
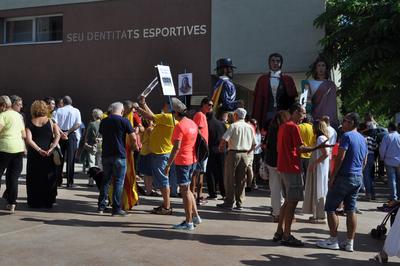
[0,53,399,262]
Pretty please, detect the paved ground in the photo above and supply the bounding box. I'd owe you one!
[0,163,399,266]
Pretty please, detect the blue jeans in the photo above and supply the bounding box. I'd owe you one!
[325,175,362,213]
[98,156,127,213]
[363,154,375,196]
[176,164,195,186]
[385,165,400,201]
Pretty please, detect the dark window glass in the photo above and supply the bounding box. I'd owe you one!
[36,16,63,42]
[6,20,33,43]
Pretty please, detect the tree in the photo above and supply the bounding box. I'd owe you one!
[314,0,400,124]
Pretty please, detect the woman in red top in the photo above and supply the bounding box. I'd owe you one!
[165,98,201,231]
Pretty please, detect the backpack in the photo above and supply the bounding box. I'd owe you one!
[195,130,209,162]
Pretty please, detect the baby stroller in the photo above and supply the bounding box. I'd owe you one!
[371,201,400,239]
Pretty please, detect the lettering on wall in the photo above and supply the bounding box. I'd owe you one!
[66,24,208,43]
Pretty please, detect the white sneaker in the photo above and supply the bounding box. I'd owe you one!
[316,237,339,250]
[6,204,16,213]
[340,240,354,252]
[193,216,202,225]
[172,221,194,231]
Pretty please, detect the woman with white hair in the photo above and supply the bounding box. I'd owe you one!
[84,108,103,186]
[0,95,26,213]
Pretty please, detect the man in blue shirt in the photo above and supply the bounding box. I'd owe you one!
[317,112,367,252]
[98,102,138,216]
[379,122,400,202]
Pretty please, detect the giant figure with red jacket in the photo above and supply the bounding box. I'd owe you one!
[252,53,298,129]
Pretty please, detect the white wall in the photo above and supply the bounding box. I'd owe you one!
[0,0,102,10]
[211,0,325,74]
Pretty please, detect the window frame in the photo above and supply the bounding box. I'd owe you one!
[2,13,63,46]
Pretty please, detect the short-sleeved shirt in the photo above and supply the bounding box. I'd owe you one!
[339,130,368,176]
[171,117,198,165]
[298,122,316,159]
[99,114,134,158]
[193,111,208,144]
[222,119,255,151]
[277,121,303,174]
[53,105,82,132]
[0,110,25,153]
[149,113,177,154]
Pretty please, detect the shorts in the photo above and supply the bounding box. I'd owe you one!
[137,154,152,176]
[280,172,304,202]
[176,164,195,186]
[150,153,170,189]
[195,157,208,173]
[325,175,362,213]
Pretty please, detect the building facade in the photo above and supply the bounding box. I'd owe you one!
[0,0,325,120]
[0,0,211,120]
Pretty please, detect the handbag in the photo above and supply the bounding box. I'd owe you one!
[52,146,63,166]
[49,119,63,166]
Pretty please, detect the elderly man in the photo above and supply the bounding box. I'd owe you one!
[98,102,138,216]
[53,95,81,187]
[217,108,256,210]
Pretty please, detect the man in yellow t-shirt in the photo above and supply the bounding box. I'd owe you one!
[298,115,316,185]
[137,96,177,215]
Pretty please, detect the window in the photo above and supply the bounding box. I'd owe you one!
[4,15,63,44]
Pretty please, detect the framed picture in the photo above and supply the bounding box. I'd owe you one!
[178,73,193,96]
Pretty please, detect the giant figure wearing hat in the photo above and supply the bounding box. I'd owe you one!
[212,58,240,112]
[252,53,298,129]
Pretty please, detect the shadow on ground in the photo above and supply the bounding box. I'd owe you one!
[240,253,398,266]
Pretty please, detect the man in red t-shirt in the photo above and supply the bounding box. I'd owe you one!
[273,103,327,247]
[165,98,201,230]
[191,97,213,205]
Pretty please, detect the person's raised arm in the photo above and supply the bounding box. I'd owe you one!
[137,96,155,121]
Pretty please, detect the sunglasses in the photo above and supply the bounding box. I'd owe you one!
[207,103,214,107]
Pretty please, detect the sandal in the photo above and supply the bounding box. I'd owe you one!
[281,235,304,247]
[272,232,283,242]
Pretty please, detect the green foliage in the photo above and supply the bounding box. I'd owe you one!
[314,0,400,123]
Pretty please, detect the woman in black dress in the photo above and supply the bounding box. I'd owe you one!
[25,100,60,208]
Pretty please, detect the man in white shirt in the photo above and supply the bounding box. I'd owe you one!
[53,95,82,187]
[217,108,256,210]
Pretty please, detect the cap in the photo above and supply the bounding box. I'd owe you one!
[171,97,187,114]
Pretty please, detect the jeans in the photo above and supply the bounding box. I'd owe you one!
[98,156,127,213]
[176,164,195,186]
[363,153,375,196]
[385,165,400,201]
[325,175,362,213]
